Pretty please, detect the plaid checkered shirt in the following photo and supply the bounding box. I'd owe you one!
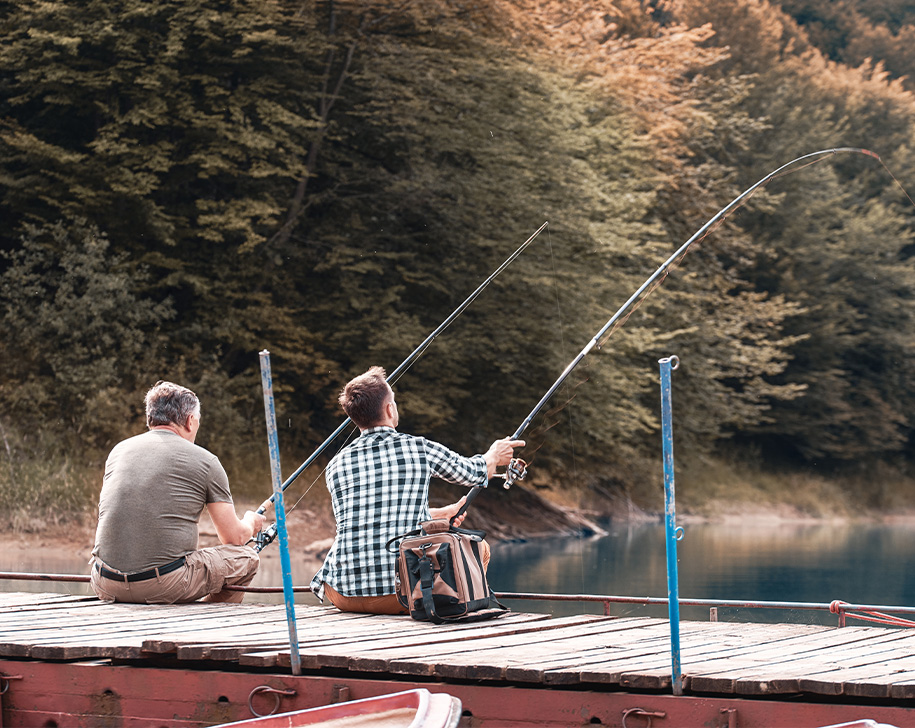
[310,426,488,600]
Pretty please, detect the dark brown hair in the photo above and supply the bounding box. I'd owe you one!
[339,366,390,429]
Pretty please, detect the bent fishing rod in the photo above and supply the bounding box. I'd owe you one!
[253,221,549,550]
[456,147,884,517]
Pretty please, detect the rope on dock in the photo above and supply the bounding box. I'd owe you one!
[830,600,915,628]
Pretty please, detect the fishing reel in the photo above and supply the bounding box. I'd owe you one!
[497,457,528,489]
[252,523,278,553]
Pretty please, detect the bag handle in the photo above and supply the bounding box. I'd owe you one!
[385,528,421,554]
[387,520,487,554]
[451,524,486,540]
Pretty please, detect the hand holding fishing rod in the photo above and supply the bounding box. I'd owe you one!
[456,148,886,520]
[441,436,525,527]
[451,437,527,522]
[252,222,548,551]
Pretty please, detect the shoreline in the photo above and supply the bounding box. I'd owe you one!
[5,501,915,570]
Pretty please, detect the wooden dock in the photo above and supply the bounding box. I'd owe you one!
[1,591,915,727]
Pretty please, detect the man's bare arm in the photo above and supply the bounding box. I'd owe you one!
[208,502,266,545]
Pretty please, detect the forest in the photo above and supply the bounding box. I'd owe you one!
[2,0,915,525]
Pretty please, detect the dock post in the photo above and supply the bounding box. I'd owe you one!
[659,355,683,696]
[259,350,302,676]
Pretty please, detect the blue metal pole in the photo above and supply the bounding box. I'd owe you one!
[259,350,301,676]
[659,355,683,696]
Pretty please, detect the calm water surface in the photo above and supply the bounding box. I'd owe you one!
[3,521,914,625]
[488,521,915,624]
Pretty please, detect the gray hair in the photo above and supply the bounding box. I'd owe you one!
[145,381,200,428]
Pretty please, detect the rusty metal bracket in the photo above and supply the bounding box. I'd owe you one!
[331,684,350,703]
[247,685,297,717]
[0,672,23,728]
[0,673,22,695]
[622,707,667,728]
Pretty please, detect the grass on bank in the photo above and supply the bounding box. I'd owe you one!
[675,451,915,521]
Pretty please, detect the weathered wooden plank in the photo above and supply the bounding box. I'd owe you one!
[16,605,291,658]
[236,648,287,668]
[3,603,288,646]
[886,673,915,700]
[538,622,786,687]
[373,617,647,677]
[295,617,651,679]
[5,589,915,705]
[202,611,550,667]
[204,611,553,664]
[3,602,296,659]
[139,606,368,655]
[171,613,406,660]
[791,631,915,697]
[608,623,821,692]
[546,625,755,688]
[572,624,790,691]
[0,592,96,610]
[400,620,783,687]
[262,617,644,676]
[255,614,614,673]
[727,629,915,696]
[683,625,882,694]
[502,623,693,685]
[802,663,915,698]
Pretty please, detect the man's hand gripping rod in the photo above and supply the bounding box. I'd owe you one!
[452,456,527,522]
[251,222,548,551]
[453,149,886,523]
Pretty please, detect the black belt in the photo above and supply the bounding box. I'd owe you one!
[95,556,187,582]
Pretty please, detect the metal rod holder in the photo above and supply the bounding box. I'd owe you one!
[659,354,683,696]
[259,350,301,676]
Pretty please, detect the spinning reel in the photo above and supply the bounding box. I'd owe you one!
[497,457,528,489]
[252,522,278,552]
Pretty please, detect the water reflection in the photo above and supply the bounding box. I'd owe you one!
[0,551,94,597]
[487,521,915,625]
[0,547,323,606]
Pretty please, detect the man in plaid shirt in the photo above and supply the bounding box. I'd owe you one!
[310,366,524,615]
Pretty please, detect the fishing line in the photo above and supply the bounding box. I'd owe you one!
[874,156,915,210]
[599,150,869,346]
[544,226,589,606]
[458,146,915,518]
[254,222,549,549]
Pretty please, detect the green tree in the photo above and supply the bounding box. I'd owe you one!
[0,0,341,458]
[669,0,915,462]
[0,218,173,450]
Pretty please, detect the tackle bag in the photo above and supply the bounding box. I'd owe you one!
[387,518,508,624]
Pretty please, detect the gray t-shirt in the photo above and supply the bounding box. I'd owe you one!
[92,429,233,572]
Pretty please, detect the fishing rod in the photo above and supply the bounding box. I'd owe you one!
[253,221,549,550]
[456,147,882,517]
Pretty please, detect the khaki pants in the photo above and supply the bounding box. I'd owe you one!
[90,545,259,604]
[323,539,491,616]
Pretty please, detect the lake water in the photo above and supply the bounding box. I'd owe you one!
[3,520,914,626]
[487,520,915,625]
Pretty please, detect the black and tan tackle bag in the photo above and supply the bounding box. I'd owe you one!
[387,519,508,624]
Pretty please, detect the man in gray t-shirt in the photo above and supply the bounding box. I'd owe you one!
[89,381,266,604]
